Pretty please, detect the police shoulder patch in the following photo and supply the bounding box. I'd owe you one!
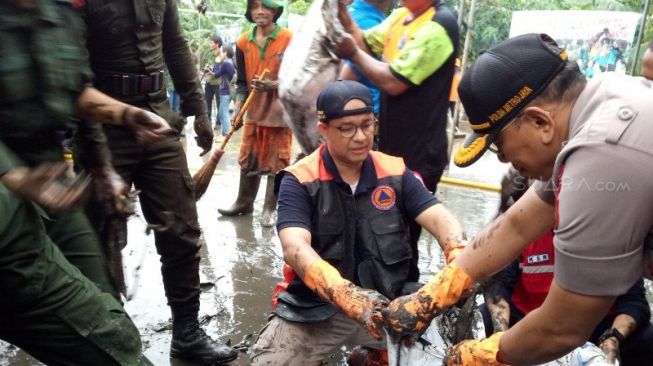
[371,185,396,210]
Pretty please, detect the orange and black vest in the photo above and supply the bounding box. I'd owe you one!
[274,146,415,322]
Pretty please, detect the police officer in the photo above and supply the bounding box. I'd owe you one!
[0,0,171,363]
[77,0,237,364]
[382,33,653,365]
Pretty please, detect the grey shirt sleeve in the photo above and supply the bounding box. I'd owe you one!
[553,144,653,296]
[533,178,556,205]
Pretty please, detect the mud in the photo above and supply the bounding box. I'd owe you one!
[4,133,649,365]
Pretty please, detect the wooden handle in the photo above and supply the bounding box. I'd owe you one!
[216,68,271,151]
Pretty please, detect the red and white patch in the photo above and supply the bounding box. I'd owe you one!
[371,185,396,211]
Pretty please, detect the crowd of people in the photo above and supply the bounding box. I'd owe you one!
[2,0,653,365]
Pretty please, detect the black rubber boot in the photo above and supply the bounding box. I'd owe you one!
[261,175,277,227]
[170,313,238,365]
[218,172,260,216]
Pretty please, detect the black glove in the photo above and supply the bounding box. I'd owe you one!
[193,113,214,156]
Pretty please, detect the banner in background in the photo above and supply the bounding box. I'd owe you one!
[510,10,641,77]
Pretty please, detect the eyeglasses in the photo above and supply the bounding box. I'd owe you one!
[488,112,525,155]
[332,120,377,138]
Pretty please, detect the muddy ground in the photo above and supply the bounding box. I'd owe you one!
[2,127,650,365]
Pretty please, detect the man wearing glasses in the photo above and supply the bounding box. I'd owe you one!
[382,33,653,365]
[249,80,467,364]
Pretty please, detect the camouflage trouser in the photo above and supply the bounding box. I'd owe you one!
[250,313,385,366]
[0,185,151,365]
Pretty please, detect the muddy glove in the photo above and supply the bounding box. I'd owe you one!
[193,113,214,156]
[444,332,507,366]
[445,240,468,264]
[123,106,172,144]
[303,259,389,340]
[91,166,132,216]
[381,263,474,344]
[1,163,90,211]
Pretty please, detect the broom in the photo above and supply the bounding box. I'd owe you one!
[193,69,270,200]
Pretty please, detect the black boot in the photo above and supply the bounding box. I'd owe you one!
[171,313,238,365]
[261,175,277,227]
[218,172,260,216]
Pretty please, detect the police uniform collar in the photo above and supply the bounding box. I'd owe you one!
[321,148,377,194]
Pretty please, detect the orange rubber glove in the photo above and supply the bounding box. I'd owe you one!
[445,241,468,264]
[303,259,389,339]
[381,263,474,343]
[444,332,508,366]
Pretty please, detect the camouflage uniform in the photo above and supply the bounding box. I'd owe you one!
[0,0,149,364]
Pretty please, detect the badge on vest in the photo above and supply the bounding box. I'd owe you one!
[527,254,549,264]
[371,185,396,211]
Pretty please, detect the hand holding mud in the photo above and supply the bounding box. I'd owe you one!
[193,113,214,156]
[334,35,359,60]
[443,332,507,366]
[303,259,389,340]
[381,263,474,344]
[1,163,90,211]
[122,106,172,144]
[599,337,620,364]
[91,167,133,216]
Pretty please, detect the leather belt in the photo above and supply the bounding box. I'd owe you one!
[96,70,165,97]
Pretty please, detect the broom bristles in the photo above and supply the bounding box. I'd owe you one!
[192,69,270,201]
[193,149,223,200]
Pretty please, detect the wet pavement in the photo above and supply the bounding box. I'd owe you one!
[6,123,646,365]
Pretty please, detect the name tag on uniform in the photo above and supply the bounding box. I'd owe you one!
[527,254,549,264]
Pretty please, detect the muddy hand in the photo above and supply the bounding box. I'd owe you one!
[124,106,172,144]
[599,337,620,364]
[92,166,132,216]
[193,113,214,156]
[303,259,389,340]
[335,35,358,60]
[251,77,278,92]
[381,263,475,344]
[443,332,506,366]
[1,163,90,211]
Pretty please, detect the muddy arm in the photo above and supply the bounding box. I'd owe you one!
[414,203,466,259]
[278,227,320,278]
[454,186,554,281]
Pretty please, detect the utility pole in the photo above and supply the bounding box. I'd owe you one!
[447,0,477,162]
[457,0,465,28]
[630,0,651,75]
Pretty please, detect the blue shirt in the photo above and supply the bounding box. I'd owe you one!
[345,0,386,114]
[213,59,235,96]
[277,147,439,232]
